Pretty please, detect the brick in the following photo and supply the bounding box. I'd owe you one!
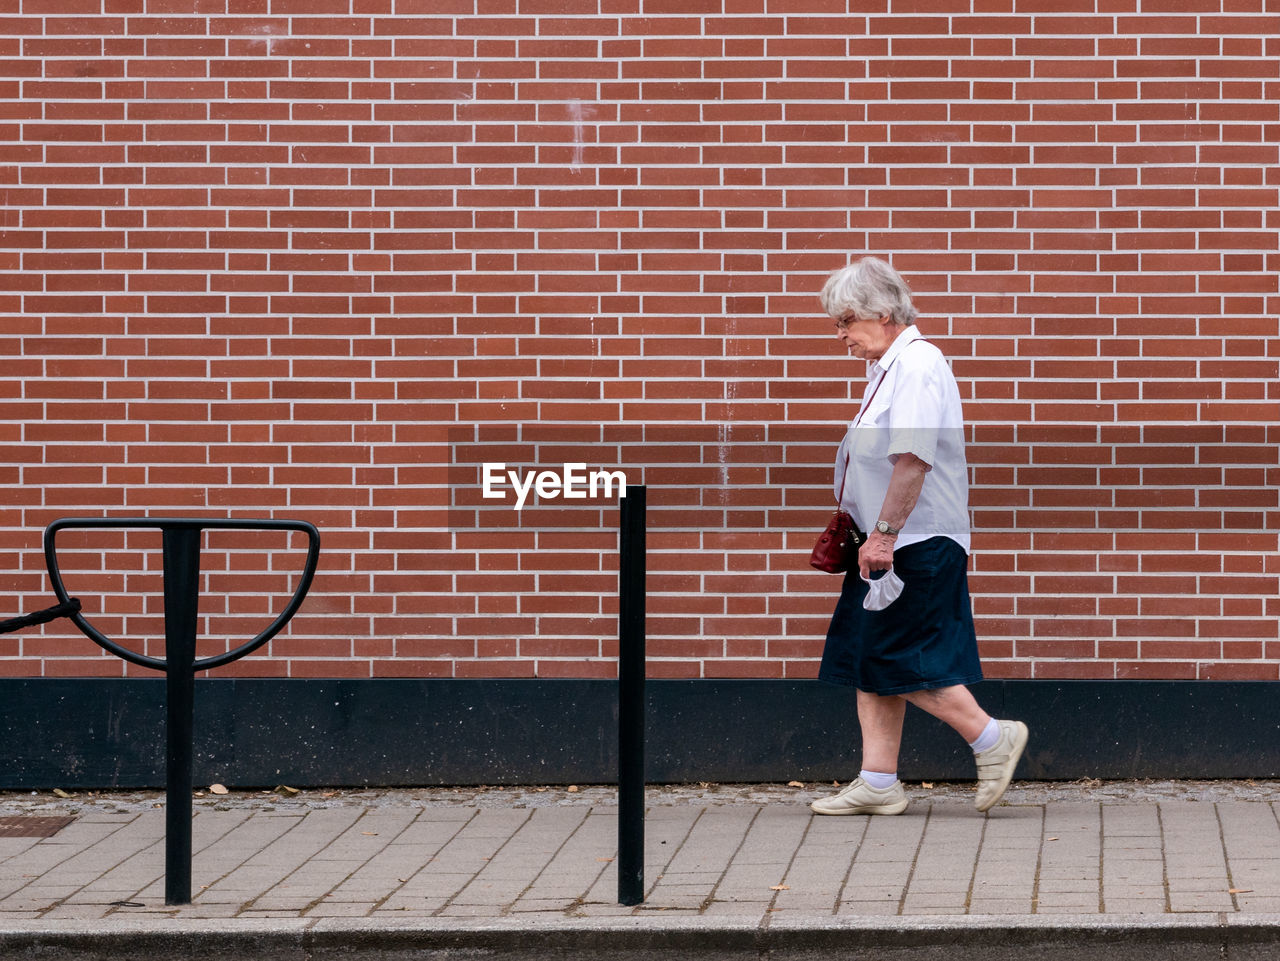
[0,5,1275,681]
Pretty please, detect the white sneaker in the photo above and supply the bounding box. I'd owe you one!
[974,719,1029,812]
[810,777,908,816]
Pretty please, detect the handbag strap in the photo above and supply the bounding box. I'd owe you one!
[835,369,885,505]
[835,336,928,506]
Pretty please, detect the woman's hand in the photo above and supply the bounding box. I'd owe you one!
[858,531,897,578]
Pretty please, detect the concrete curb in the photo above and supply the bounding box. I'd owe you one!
[0,919,311,961]
[4,914,1280,960]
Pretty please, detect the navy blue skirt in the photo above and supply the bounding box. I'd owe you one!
[818,536,982,696]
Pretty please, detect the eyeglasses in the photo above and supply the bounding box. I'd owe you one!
[834,315,857,331]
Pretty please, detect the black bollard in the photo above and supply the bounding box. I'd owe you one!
[617,485,646,906]
[161,527,201,906]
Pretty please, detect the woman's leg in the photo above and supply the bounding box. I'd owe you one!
[810,689,912,815]
[856,689,907,772]
[901,684,990,743]
[902,684,1028,811]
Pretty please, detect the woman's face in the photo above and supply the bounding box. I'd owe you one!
[834,313,895,361]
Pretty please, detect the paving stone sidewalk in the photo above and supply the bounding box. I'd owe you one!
[3,781,1280,923]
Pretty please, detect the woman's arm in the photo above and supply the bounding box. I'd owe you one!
[858,452,928,577]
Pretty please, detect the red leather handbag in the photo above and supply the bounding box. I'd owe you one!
[810,506,864,574]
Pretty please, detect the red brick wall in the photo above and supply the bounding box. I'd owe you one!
[2,0,1277,681]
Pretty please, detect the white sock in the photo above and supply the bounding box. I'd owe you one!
[859,769,898,790]
[969,717,1001,754]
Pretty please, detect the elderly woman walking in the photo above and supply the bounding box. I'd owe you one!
[810,256,1028,816]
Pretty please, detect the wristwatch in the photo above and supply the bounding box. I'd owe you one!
[874,520,900,535]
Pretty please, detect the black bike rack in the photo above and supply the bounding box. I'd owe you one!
[43,517,321,906]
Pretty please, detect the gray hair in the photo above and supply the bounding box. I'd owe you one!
[820,256,918,327]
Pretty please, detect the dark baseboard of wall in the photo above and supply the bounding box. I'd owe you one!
[3,677,1277,789]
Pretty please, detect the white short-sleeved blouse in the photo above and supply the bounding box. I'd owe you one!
[833,325,971,554]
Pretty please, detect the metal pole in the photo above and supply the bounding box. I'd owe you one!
[617,484,646,906]
[161,527,201,906]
